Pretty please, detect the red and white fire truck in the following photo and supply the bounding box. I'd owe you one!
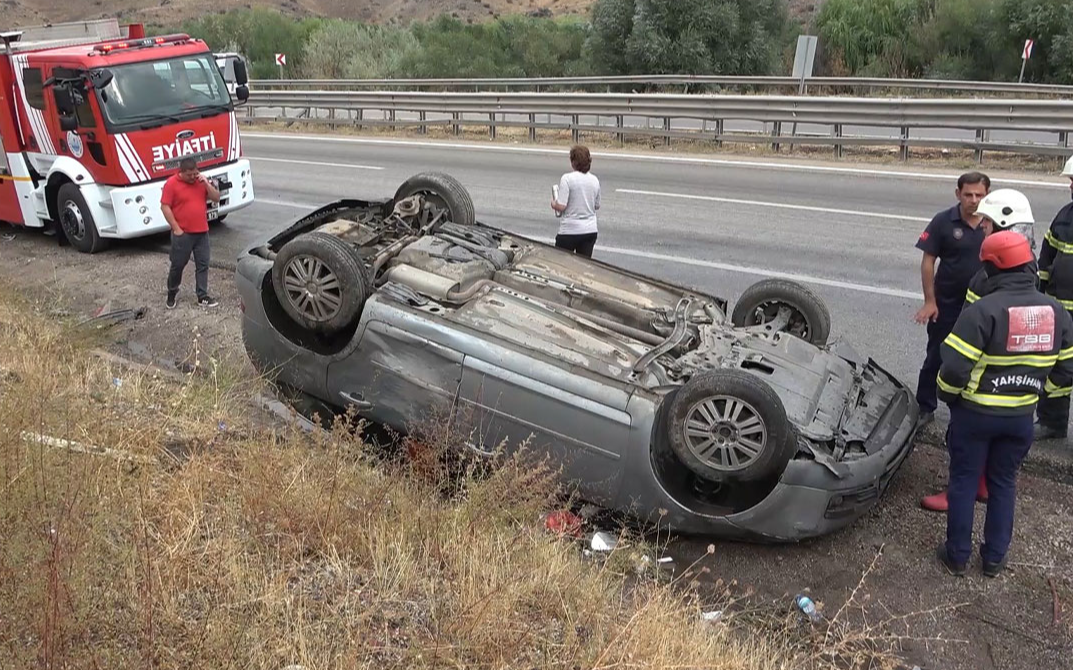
[0,19,255,253]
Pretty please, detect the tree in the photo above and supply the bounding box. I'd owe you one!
[815,0,931,77]
[301,21,418,79]
[585,0,791,76]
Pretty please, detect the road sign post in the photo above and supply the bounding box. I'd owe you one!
[275,52,286,79]
[1019,39,1033,83]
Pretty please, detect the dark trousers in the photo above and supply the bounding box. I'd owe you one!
[945,404,1033,566]
[555,232,598,258]
[916,301,962,413]
[167,231,210,299]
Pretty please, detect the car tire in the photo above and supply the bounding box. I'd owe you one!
[393,172,476,226]
[665,369,795,484]
[56,183,109,254]
[271,231,371,335]
[731,278,832,346]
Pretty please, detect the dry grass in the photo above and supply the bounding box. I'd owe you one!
[0,284,946,669]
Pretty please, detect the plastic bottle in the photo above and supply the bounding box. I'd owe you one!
[795,594,822,623]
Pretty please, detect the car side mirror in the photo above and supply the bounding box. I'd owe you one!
[235,84,249,103]
[233,59,248,86]
[59,115,78,132]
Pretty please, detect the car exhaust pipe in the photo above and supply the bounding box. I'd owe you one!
[384,264,461,300]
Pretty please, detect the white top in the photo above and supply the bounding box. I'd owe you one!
[555,170,601,235]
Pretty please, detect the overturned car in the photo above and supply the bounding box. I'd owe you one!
[236,172,918,542]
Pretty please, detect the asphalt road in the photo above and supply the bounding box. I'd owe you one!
[201,131,1072,407]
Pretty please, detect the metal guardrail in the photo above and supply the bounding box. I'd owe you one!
[242,90,1073,162]
[250,75,1073,97]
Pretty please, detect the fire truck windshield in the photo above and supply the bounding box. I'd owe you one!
[96,54,232,129]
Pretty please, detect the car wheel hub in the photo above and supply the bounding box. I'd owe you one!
[282,255,343,323]
[684,395,768,472]
[751,302,810,339]
[60,201,86,241]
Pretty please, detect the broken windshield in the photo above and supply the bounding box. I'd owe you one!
[96,54,231,129]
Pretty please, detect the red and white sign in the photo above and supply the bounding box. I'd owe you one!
[275,53,286,66]
[1007,305,1055,353]
[1023,39,1034,60]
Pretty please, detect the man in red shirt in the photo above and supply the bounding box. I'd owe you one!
[162,157,221,308]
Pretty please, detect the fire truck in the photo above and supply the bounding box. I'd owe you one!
[0,19,255,253]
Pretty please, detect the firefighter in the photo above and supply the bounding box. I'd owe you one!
[914,172,991,428]
[935,230,1073,577]
[1034,155,1073,440]
[920,189,1038,512]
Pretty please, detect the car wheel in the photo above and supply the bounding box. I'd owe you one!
[393,172,476,226]
[666,370,795,484]
[731,278,832,346]
[56,183,109,254]
[271,231,371,335]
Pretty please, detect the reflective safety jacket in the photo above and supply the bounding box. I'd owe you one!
[1038,201,1073,312]
[938,271,1073,415]
[964,259,1041,307]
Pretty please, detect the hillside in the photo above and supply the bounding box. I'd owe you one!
[6,0,825,29]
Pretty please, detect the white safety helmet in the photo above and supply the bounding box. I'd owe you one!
[1062,155,1073,178]
[978,188,1036,251]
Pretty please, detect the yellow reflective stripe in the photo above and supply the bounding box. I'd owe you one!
[1060,347,1073,361]
[965,290,980,304]
[937,375,964,394]
[968,361,987,393]
[963,392,1040,408]
[1045,230,1073,254]
[1039,270,1051,281]
[1048,387,1073,398]
[944,333,983,361]
[1060,299,1073,311]
[980,353,1059,367]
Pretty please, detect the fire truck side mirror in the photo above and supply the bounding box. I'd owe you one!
[53,87,77,115]
[87,69,114,91]
[233,59,249,86]
[235,85,250,104]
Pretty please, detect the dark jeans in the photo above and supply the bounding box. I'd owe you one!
[945,404,1033,566]
[916,301,963,413]
[555,232,598,258]
[167,231,210,299]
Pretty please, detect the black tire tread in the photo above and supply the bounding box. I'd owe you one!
[731,278,832,346]
[57,183,108,254]
[271,231,370,335]
[393,172,476,226]
[666,369,795,484]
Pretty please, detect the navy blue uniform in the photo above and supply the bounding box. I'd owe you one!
[915,205,987,414]
[938,271,1073,567]
[1035,200,1073,434]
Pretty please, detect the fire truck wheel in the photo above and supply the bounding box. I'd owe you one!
[56,184,108,254]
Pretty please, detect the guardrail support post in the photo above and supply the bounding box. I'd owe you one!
[572,115,580,144]
[389,108,397,131]
[900,126,909,162]
[328,107,336,129]
[489,113,497,140]
[419,111,427,135]
[452,112,461,136]
[663,117,671,146]
[833,124,843,159]
[529,114,536,142]
[616,116,624,145]
[974,129,985,164]
[771,121,782,153]
[715,119,724,148]
[356,108,363,131]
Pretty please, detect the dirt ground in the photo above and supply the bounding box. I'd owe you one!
[1,225,1070,670]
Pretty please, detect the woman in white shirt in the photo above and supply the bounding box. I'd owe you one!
[550,145,601,257]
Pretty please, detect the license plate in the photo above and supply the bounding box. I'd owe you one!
[208,209,219,221]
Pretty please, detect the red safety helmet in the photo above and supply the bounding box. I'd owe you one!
[980,230,1034,269]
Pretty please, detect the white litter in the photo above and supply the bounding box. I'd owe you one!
[701,610,723,624]
[590,531,619,552]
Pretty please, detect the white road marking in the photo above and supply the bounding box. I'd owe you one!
[253,198,322,210]
[243,132,1069,189]
[618,188,931,223]
[250,156,384,171]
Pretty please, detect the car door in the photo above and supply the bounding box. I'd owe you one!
[455,350,633,504]
[326,316,464,433]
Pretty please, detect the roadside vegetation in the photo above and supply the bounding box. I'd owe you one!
[148,0,1071,84]
[0,285,929,668]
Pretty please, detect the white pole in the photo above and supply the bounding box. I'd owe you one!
[1019,57,1027,83]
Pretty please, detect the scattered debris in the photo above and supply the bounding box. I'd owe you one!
[795,594,823,623]
[590,531,619,552]
[21,431,154,464]
[543,510,583,538]
[1049,577,1062,627]
[77,306,148,328]
[700,610,724,625]
[1,233,15,242]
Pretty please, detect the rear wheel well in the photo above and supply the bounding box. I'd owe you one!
[45,174,74,222]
